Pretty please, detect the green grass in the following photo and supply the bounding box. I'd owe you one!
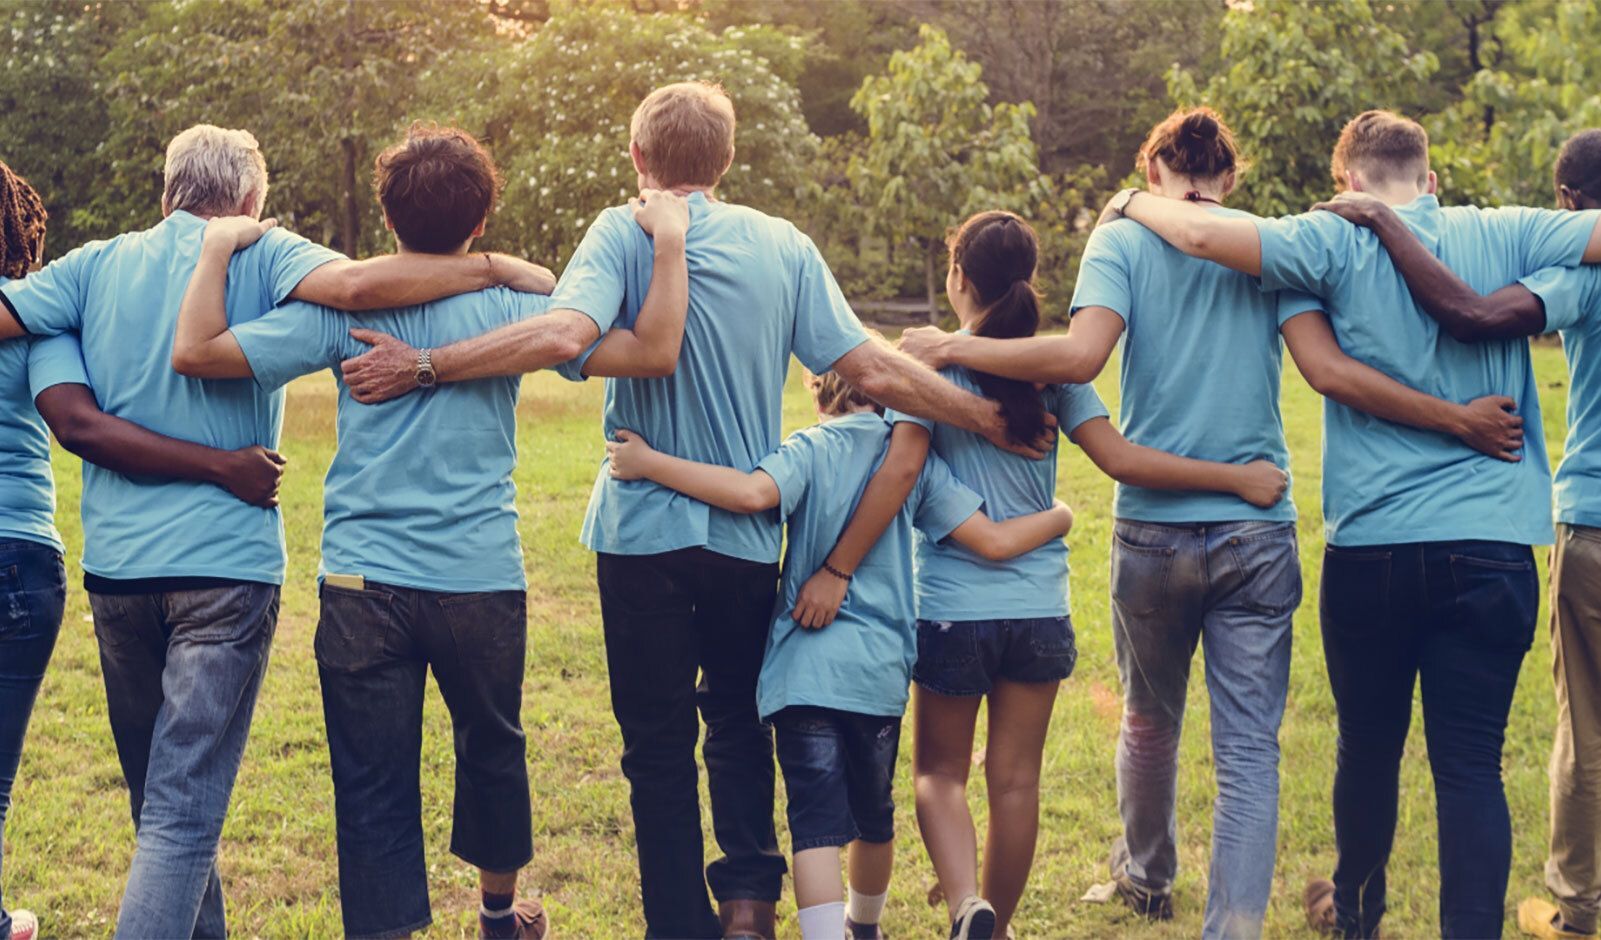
[4,344,1577,938]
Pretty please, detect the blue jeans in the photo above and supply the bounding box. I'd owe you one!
[770,707,900,851]
[0,541,65,940]
[90,583,279,940]
[1321,540,1538,939]
[1110,520,1300,940]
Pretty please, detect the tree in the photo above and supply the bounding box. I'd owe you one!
[1169,0,1437,217]
[849,24,1041,322]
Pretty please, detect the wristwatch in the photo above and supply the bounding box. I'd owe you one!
[1106,187,1140,218]
[415,348,437,388]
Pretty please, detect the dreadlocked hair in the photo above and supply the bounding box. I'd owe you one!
[0,161,46,280]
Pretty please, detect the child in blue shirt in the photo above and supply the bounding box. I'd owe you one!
[605,364,1075,940]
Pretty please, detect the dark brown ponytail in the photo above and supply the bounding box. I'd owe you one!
[0,161,46,281]
[948,210,1048,445]
[1137,106,1244,183]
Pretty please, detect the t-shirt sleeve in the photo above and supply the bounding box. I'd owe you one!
[911,453,984,543]
[256,227,345,307]
[1519,265,1600,334]
[26,333,91,397]
[1276,289,1325,327]
[549,209,633,336]
[0,243,99,335]
[791,232,870,373]
[883,406,933,432]
[228,300,348,392]
[755,431,816,518]
[1494,206,1601,275]
[1051,382,1110,436]
[1069,225,1134,323]
[1253,211,1354,297]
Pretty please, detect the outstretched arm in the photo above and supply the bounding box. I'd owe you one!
[35,384,285,506]
[1114,190,1263,276]
[604,429,780,514]
[1314,194,1548,341]
[1071,416,1288,508]
[291,250,554,311]
[573,191,691,378]
[789,422,930,629]
[1281,310,1524,460]
[946,500,1075,561]
[896,307,1124,385]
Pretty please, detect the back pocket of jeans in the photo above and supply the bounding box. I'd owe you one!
[315,585,397,674]
[438,590,528,667]
[0,565,27,640]
[1449,550,1538,652]
[1319,548,1392,639]
[1224,530,1303,617]
[1111,534,1175,617]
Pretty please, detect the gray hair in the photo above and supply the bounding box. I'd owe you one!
[162,125,269,217]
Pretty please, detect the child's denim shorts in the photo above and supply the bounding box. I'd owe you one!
[913,616,1077,696]
[771,705,901,851]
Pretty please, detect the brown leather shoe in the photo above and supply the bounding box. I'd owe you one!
[719,899,776,940]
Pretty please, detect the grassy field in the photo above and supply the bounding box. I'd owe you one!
[3,343,1578,938]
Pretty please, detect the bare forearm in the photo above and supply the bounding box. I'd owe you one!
[581,233,688,378]
[944,333,1101,385]
[838,344,994,436]
[823,425,928,573]
[293,253,521,311]
[1316,358,1467,435]
[38,386,230,485]
[1123,192,1263,275]
[1367,211,1539,340]
[986,509,1072,558]
[635,450,778,514]
[433,311,600,382]
[174,241,252,377]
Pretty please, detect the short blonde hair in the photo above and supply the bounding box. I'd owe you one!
[629,81,736,189]
[163,124,269,217]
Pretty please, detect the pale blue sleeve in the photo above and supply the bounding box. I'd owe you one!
[1254,212,1355,298]
[1493,207,1601,275]
[255,227,345,308]
[791,232,870,373]
[0,243,100,335]
[1519,265,1601,334]
[1069,224,1135,322]
[1051,382,1110,436]
[229,300,348,392]
[26,333,90,396]
[550,209,633,336]
[1277,289,1324,327]
[755,430,817,518]
[883,406,933,432]
[911,453,984,543]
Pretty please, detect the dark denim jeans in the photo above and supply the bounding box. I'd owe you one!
[316,582,532,939]
[1321,540,1538,939]
[0,540,65,940]
[91,582,279,940]
[596,549,786,940]
[1110,520,1300,940]
[771,706,901,851]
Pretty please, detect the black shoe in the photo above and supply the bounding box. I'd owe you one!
[1107,837,1173,922]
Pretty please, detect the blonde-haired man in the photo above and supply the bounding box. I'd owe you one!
[341,81,1031,939]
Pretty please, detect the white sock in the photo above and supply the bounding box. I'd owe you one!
[797,901,846,940]
[847,888,888,925]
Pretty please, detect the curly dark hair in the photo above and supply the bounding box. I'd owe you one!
[0,161,47,280]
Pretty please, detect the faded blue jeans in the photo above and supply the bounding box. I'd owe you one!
[0,540,66,940]
[90,583,278,940]
[1110,520,1300,940]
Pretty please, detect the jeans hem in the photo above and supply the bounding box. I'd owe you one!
[912,676,990,697]
[351,914,433,940]
[711,888,784,904]
[791,832,859,851]
[451,844,535,875]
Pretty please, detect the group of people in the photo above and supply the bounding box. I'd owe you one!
[0,76,1596,940]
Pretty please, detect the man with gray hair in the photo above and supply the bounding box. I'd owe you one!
[0,123,553,938]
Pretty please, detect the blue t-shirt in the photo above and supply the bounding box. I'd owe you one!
[1519,265,1601,530]
[231,288,551,593]
[886,369,1108,621]
[555,193,871,564]
[1256,196,1601,547]
[1071,210,1300,524]
[0,211,341,582]
[754,413,982,720]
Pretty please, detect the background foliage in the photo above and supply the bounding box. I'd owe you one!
[4,0,1600,317]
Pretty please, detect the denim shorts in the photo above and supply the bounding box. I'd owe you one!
[771,706,900,851]
[913,616,1077,697]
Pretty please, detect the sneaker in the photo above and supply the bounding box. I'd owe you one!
[10,910,38,940]
[949,895,997,940]
[1304,879,1338,934]
[480,898,549,940]
[1519,897,1597,939]
[1107,838,1173,922]
[846,915,886,939]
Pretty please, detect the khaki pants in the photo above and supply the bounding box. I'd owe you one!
[1548,523,1601,934]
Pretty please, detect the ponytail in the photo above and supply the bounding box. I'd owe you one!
[0,161,46,281]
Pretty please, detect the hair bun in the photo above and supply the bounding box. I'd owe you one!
[1180,110,1220,142]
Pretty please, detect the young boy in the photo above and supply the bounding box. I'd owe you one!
[605,364,1074,940]
[169,125,692,939]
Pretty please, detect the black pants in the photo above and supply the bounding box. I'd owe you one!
[1321,540,1538,939]
[316,582,532,939]
[597,549,786,940]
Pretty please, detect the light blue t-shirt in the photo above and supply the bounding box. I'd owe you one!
[231,288,551,593]
[1071,210,1300,524]
[754,413,982,720]
[1257,195,1601,547]
[555,193,871,564]
[886,369,1108,621]
[0,281,87,552]
[1518,265,1601,530]
[0,211,341,582]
